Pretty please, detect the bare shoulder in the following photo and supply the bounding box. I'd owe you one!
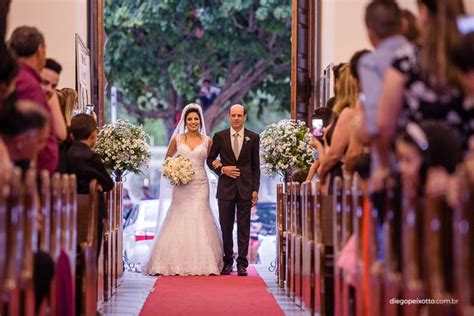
[339,108,356,122]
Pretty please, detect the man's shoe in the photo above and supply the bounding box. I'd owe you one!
[221,264,233,275]
[237,266,247,276]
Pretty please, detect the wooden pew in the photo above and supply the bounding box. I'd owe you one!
[340,176,356,316]
[312,180,326,315]
[351,175,364,316]
[276,183,286,288]
[48,173,62,316]
[103,189,115,300]
[368,183,382,316]
[77,180,100,316]
[321,176,335,316]
[288,182,299,301]
[285,182,294,298]
[20,169,37,316]
[292,182,303,306]
[110,188,117,292]
[69,175,78,289]
[0,172,8,313]
[332,177,344,316]
[114,181,124,280]
[424,197,457,315]
[301,181,314,312]
[3,168,23,316]
[452,169,474,316]
[39,171,51,253]
[341,176,353,245]
[49,173,62,261]
[60,175,70,256]
[400,192,425,316]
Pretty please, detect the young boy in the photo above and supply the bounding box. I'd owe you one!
[66,114,114,247]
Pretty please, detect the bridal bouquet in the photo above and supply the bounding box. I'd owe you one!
[95,119,151,178]
[162,155,195,185]
[260,119,313,177]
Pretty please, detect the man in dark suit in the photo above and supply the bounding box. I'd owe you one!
[207,104,260,276]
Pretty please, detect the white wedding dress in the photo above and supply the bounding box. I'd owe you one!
[142,135,223,275]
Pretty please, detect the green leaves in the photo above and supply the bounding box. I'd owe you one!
[105,0,291,139]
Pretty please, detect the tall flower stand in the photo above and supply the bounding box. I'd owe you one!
[102,171,124,300]
[113,171,124,284]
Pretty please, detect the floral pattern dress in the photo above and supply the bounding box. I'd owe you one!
[392,43,474,148]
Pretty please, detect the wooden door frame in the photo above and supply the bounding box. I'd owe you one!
[291,0,321,125]
[88,0,106,127]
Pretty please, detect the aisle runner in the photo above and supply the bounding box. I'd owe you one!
[140,266,284,315]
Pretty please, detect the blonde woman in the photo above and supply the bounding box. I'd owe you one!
[317,64,359,186]
[57,88,77,126]
[56,88,77,173]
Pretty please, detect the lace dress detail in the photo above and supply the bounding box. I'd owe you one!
[142,135,223,275]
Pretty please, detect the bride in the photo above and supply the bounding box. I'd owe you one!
[142,103,223,275]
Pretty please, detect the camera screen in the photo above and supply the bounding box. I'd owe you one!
[312,118,323,137]
[457,15,474,34]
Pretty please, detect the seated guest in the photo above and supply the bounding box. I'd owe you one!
[0,46,19,179]
[8,26,58,173]
[40,58,67,142]
[0,96,50,170]
[453,31,474,104]
[401,9,419,43]
[66,114,114,252]
[0,95,54,312]
[376,0,471,180]
[291,168,309,184]
[317,62,359,190]
[57,88,77,126]
[305,104,334,182]
[56,88,77,173]
[0,45,18,103]
[395,121,463,199]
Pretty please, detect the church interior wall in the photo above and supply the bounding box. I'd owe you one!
[7,0,88,90]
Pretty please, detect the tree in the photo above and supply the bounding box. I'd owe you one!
[104,0,291,138]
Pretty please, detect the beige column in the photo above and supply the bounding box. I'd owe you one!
[7,0,88,90]
[320,0,420,71]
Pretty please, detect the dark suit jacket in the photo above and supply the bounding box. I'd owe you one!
[207,128,260,200]
[66,141,114,219]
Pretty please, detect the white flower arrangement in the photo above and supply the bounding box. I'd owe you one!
[260,119,313,177]
[162,155,195,185]
[94,119,151,176]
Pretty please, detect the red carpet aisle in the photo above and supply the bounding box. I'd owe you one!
[139,266,284,315]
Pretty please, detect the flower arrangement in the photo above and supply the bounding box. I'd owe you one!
[162,155,195,185]
[95,119,151,177]
[260,119,313,177]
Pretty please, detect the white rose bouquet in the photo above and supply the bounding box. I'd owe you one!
[260,119,313,177]
[162,155,195,185]
[95,119,151,177]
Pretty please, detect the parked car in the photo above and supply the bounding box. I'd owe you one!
[123,199,159,265]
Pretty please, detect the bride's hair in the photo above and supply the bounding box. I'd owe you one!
[184,107,202,129]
